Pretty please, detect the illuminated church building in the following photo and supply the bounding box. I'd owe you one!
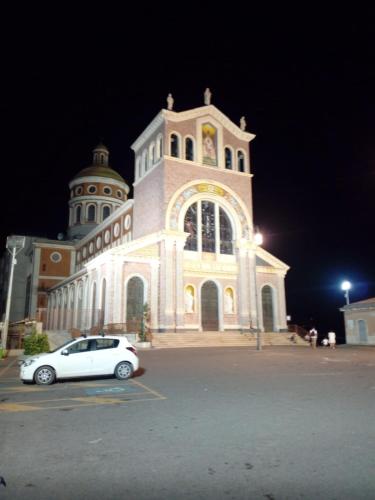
[7,92,291,340]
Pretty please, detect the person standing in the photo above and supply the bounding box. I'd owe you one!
[309,327,318,348]
[328,331,336,349]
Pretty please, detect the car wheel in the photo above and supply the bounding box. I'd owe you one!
[34,366,55,385]
[115,361,133,380]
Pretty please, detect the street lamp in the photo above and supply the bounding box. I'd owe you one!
[341,280,351,305]
[1,235,25,351]
[254,229,263,351]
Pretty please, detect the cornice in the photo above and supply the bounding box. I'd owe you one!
[131,105,256,153]
[256,246,290,272]
[69,176,129,192]
[131,111,165,152]
[75,199,134,249]
[165,105,256,142]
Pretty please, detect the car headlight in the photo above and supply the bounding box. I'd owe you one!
[22,359,36,367]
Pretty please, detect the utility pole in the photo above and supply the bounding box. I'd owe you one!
[1,236,25,351]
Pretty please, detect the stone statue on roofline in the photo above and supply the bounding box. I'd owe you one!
[204,88,212,105]
[167,93,174,110]
[240,116,246,131]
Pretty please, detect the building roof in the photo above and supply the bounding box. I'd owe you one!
[72,165,126,183]
[340,297,375,312]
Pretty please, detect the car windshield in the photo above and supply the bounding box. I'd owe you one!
[49,339,76,353]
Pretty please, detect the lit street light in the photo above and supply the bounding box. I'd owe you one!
[254,229,263,351]
[341,280,352,305]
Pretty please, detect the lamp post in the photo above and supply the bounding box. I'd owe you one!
[254,230,263,351]
[1,235,25,351]
[341,280,351,305]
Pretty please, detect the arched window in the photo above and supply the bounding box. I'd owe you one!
[219,208,233,254]
[237,151,245,172]
[170,134,179,157]
[126,277,144,332]
[185,137,194,161]
[75,205,82,224]
[102,206,110,220]
[157,135,163,159]
[142,150,148,172]
[262,285,275,331]
[225,148,233,169]
[100,279,106,328]
[87,205,96,222]
[149,143,155,167]
[184,203,197,251]
[201,201,216,252]
[184,201,233,254]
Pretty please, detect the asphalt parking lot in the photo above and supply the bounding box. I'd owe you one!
[1,345,374,499]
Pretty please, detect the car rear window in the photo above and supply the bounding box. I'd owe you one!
[95,339,119,350]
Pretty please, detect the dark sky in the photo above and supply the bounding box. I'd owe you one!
[1,6,374,340]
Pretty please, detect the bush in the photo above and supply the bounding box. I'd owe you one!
[24,328,50,355]
[138,303,151,342]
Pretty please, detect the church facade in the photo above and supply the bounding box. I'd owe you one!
[1,93,290,340]
[45,94,289,336]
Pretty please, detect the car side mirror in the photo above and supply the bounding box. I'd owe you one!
[61,349,69,356]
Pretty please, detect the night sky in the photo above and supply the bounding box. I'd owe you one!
[1,7,374,341]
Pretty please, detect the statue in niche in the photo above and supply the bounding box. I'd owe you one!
[185,287,194,313]
[224,289,234,314]
[167,93,174,110]
[204,87,212,105]
[240,116,246,131]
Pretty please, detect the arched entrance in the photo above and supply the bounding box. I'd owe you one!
[126,277,144,332]
[262,285,275,332]
[201,281,219,331]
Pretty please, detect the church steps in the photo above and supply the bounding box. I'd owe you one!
[151,331,309,348]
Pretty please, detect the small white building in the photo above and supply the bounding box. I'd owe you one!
[340,298,375,345]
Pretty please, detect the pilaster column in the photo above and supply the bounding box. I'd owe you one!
[150,261,160,331]
[159,237,175,331]
[112,258,123,324]
[237,242,250,330]
[247,248,258,329]
[82,276,89,331]
[175,236,187,329]
[277,273,287,331]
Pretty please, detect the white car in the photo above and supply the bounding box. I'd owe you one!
[19,335,139,385]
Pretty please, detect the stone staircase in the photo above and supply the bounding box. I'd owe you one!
[151,331,309,349]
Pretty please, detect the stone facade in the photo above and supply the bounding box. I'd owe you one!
[45,100,289,336]
[1,97,290,341]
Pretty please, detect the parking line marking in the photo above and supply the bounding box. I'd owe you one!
[0,359,17,377]
[131,379,167,399]
[0,402,40,412]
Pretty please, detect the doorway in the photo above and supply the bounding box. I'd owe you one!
[201,281,219,331]
[262,285,275,332]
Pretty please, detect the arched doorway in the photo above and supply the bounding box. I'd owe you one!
[262,285,275,332]
[126,277,144,332]
[201,281,219,331]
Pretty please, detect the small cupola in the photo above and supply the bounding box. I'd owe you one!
[93,143,109,167]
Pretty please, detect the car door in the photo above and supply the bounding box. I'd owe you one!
[58,339,92,377]
[88,338,120,375]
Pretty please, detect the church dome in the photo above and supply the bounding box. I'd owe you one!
[72,143,127,184]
